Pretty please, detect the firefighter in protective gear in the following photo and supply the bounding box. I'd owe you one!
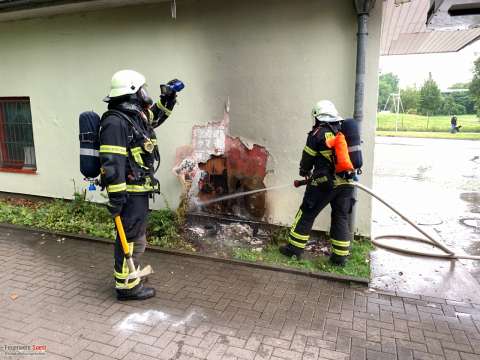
[100,69,178,300]
[279,100,355,266]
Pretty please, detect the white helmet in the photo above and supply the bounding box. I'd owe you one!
[311,100,343,123]
[107,69,146,98]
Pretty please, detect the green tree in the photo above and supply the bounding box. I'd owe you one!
[400,86,420,113]
[419,73,442,115]
[469,57,480,116]
[378,72,399,111]
[441,94,465,115]
[450,82,469,89]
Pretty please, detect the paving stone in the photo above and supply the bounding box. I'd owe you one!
[3,228,480,360]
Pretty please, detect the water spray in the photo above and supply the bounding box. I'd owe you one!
[194,184,292,207]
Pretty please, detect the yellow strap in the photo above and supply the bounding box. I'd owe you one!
[331,239,350,247]
[156,100,172,116]
[148,109,154,122]
[130,147,144,155]
[130,147,147,168]
[289,230,309,241]
[303,145,318,157]
[332,248,349,256]
[99,145,127,156]
[288,237,307,249]
[151,138,157,145]
[107,183,127,193]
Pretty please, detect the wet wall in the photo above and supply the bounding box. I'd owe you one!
[0,0,382,236]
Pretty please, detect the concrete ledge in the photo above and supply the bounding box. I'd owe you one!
[0,222,369,285]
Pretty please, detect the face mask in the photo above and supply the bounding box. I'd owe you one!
[138,85,153,107]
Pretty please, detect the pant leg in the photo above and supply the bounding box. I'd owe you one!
[288,185,333,251]
[329,185,355,258]
[114,194,149,289]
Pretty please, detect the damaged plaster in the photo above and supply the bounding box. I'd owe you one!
[173,108,271,220]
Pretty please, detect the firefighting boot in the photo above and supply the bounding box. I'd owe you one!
[329,253,347,267]
[116,283,156,301]
[279,243,303,260]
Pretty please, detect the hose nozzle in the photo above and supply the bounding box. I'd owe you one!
[294,179,309,188]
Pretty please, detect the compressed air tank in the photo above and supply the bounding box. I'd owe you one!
[79,111,101,179]
[341,118,363,170]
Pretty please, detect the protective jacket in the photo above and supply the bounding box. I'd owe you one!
[99,97,175,205]
[299,122,351,189]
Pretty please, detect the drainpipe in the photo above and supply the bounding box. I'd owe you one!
[351,0,375,236]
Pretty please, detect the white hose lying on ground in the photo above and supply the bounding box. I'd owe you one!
[354,182,480,261]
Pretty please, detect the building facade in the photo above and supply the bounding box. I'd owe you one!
[0,0,382,236]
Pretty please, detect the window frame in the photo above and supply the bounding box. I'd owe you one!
[0,97,37,175]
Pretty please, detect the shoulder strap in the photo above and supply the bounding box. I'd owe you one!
[103,109,145,139]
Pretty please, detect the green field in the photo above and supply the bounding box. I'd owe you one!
[377,113,480,133]
[376,131,480,140]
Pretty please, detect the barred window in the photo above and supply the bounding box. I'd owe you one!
[0,97,36,173]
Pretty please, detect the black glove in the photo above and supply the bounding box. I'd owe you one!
[107,195,126,217]
[160,84,176,99]
[299,168,311,178]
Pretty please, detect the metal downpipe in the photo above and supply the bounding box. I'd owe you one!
[350,5,371,237]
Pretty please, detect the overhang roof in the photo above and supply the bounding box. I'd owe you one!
[381,0,480,55]
[0,0,167,22]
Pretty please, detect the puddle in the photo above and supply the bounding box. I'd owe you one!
[460,192,480,213]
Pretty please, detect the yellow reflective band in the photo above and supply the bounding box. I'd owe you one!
[334,178,353,187]
[107,183,127,193]
[303,145,317,157]
[115,278,140,289]
[114,243,140,289]
[320,150,333,163]
[99,145,127,156]
[331,239,350,247]
[311,176,328,187]
[156,100,172,116]
[114,269,129,280]
[332,248,349,256]
[288,237,307,249]
[289,230,309,241]
[151,139,157,145]
[126,184,154,193]
[148,109,154,122]
[290,209,302,232]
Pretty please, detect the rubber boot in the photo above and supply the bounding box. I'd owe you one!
[279,243,303,260]
[116,282,156,301]
[329,253,347,267]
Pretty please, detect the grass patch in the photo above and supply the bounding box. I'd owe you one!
[232,239,373,279]
[377,113,480,133]
[0,194,188,249]
[376,130,480,140]
[0,195,372,278]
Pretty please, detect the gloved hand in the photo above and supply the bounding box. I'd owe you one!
[299,168,311,178]
[107,201,123,217]
[160,84,176,99]
[107,195,126,217]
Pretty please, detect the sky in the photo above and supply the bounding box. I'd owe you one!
[379,40,480,91]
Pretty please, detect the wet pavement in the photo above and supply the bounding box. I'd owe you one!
[3,227,480,359]
[371,136,480,301]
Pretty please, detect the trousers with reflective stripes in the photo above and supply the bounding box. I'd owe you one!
[289,184,354,259]
[114,194,149,289]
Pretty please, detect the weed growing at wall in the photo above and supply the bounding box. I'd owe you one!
[0,195,187,249]
[232,240,373,279]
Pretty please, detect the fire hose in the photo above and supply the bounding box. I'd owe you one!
[294,179,480,261]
